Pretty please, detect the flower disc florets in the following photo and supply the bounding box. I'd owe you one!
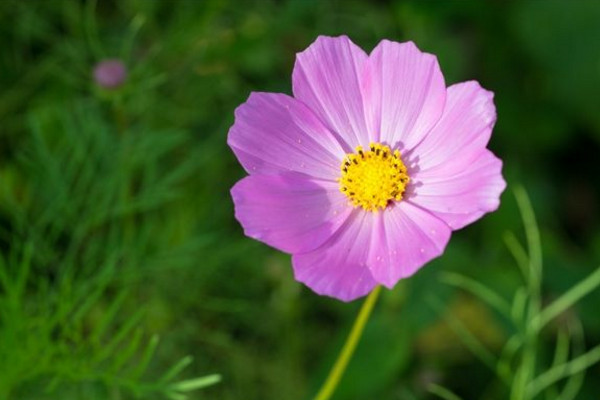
[339,143,409,211]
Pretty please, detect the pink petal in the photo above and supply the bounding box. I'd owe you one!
[231,173,352,254]
[228,92,345,181]
[292,35,371,150]
[368,202,451,288]
[292,211,378,302]
[365,40,446,151]
[411,81,496,171]
[410,149,506,230]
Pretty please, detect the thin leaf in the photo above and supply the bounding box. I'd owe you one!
[534,267,600,331]
[428,384,464,400]
[164,391,188,400]
[557,319,585,400]
[440,272,511,316]
[14,243,33,301]
[513,186,542,287]
[0,254,10,294]
[551,330,570,372]
[159,356,193,383]
[129,334,160,380]
[70,282,109,324]
[526,344,600,398]
[510,287,528,327]
[504,231,530,282]
[111,328,143,373]
[94,310,144,363]
[91,291,128,343]
[496,334,523,383]
[169,374,222,392]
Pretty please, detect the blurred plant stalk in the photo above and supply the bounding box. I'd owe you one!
[313,285,382,400]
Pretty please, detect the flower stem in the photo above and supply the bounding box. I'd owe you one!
[314,285,382,400]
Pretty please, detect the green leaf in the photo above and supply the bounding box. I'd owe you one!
[129,334,160,380]
[557,319,585,400]
[164,391,188,400]
[504,231,530,282]
[111,328,144,373]
[169,374,222,392]
[159,356,193,384]
[94,309,144,364]
[534,267,600,331]
[440,272,511,317]
[497,334,523,383]
[428,384,464,400]
[551,330,570,372]
[513,186,542,289]
[510,287,528,327]
[527,344,600,398]
[91,291,129,343]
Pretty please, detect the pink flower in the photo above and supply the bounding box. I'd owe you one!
[228,36,506,301]
[93,59,127,89]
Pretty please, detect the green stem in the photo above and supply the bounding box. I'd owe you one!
[314,285,382,400]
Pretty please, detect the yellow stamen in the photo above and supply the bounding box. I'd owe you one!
[339,143,409,211]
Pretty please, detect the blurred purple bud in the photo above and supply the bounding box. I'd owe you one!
[93,59,127,89]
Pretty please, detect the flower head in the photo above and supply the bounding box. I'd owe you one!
[228,36,506,301]
[93,59,128,89]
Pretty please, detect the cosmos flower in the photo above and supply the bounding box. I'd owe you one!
[93,59,128,89]
[228,36,506,301]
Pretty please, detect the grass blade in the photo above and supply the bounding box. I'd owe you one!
[557,319,585,400]
[169,374,222,392]
[510,287,528,326]
[526,344,600,398]
[428,384,464,400]
[159,356,193,383]
[534,267,600,331]
[129,334,160,380]
[504,231,530,282]
[440,272,511,316]
[513,186,542,287]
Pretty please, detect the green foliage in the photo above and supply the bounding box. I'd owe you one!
[0,246,220,400]
[431,188,600,400]
[0,43,219,397]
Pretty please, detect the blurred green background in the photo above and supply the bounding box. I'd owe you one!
[1,0,599,399]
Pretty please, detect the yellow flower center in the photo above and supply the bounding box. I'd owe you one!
[339,143,410,211]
